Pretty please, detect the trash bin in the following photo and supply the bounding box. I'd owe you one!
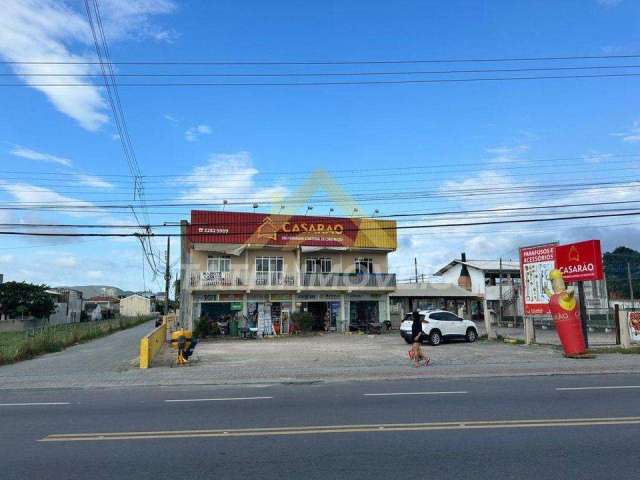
[229,319,239,337]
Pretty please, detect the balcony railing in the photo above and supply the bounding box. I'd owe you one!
[190,271,296,289]
[302,273,396,289]
[189,271,396,290]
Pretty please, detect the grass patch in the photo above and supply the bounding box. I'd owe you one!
[0,315,153,365]
[587,345,640,355]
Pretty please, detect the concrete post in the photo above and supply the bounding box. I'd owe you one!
[524,316,536,345]
[619,310,632,349]
[483,299,496,340]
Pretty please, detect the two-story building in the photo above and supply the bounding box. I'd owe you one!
[179,210,397,334]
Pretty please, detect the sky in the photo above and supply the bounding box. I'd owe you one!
[0,0,639,292]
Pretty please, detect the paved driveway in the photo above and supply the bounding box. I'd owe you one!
[1,324,638,390]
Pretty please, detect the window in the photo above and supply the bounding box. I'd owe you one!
[207,256,230,273]
[255,256,284,285]
[404,313,425,322]
[355,257,373,274]
[430,312,461,321]
[305,257,332,273]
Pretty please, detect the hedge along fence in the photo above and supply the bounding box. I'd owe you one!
[0,315,154,365]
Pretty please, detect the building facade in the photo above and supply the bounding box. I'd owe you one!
[179,210,397,333]
[120,294,152,317]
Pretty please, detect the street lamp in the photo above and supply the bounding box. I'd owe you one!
[222,199,228,211]
[372,209,380,217]
[352,207,359,217]
[306,205,313,215]
[329,208,334,216]
[252,203,259,212]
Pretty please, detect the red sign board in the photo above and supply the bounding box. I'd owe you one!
[188,210,358,247]
[555,240,603,282]
[519,239,604,316]
[519,244,556,315]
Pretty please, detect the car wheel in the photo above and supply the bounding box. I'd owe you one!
[465,328,478,343]
[429,330,442,346]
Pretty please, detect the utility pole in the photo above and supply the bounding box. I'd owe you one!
[414,257,418,284]
[164,236,171,316]
[498,258,503,327]
[628,262,635,310]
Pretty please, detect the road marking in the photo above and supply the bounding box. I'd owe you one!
[364,391,467,397]
[0,402,70,407]
[556,386,640,391]
[164,396,273,403]
[40,416,640,443]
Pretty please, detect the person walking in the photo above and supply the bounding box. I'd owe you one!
[411,310,430,367]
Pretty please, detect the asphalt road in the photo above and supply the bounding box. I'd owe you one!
[2,373,640,479]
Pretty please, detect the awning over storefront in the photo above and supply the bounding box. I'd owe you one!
[192,243,247,255]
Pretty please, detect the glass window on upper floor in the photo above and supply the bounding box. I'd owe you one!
[355,257,373,274]
[207,256,230,273]
[305,257,332,273]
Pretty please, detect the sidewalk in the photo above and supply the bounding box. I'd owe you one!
[0,326,638,390]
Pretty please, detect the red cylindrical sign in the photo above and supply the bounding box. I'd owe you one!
[547,269,586,356]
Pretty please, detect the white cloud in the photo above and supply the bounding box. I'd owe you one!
[390,167,640,280]
[51,255,77,268]
[612,120,640,143]
[164,113,179,123]
[75,174,113,189]
[485,144,529,163]
[180,152,287,205]
[10,145,72,167]
[0,0,176,131]
[185,124,212,142]
[0,254,15,263]
[87,270,104,279]
[0,180,103,218]
[111,133,121,141]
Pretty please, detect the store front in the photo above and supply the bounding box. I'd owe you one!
[297,293,343,331]
[247,294,294,336]
[349,301,379,330]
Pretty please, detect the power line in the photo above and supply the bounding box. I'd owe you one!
[5,64,640,78]
[2,200,640,228]
[1,211,640,237]
[4,72,640,86]
[2,163,639,194]
[3,53,640,65]
[1,153,637,180]
[1,179,637,207]
[83,0,158,277]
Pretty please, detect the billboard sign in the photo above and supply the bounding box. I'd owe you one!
[519,243,556,315]
[554,240,603,282]
[187,210,397,249]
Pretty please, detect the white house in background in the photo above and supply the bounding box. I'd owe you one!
[435,255,610,327]
[120,294,151,317]
[47,288,84,326]
[434,256,522,321]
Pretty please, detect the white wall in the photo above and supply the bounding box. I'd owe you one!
[438,264,486,295]
[120,295,151,317]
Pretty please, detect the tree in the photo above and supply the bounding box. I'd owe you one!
[603,246,640,299]
[0,281,56,319]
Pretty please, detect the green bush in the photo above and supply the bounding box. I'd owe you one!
[0,314,153,365]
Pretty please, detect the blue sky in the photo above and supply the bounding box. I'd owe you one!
[0,0,639,291]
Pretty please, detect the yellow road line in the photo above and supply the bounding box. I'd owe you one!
[39,416,640,443]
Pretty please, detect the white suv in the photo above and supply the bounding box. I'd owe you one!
[400,310,478,346]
